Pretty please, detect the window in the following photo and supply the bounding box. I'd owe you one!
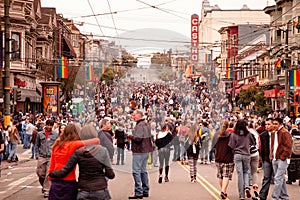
[36,47,42,59]
[11,32,20,60]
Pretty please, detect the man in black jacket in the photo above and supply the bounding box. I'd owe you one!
[127,109,153,199]
[115,123,126,165]
[258,118,274,200]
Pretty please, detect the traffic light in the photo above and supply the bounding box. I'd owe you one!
[16,89,21,101]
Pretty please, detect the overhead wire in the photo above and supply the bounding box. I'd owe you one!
[87,0,104,36]
[135,0,187,21]
[76,0,177,18]
[105,0,118,37]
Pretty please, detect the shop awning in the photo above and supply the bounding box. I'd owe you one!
[226,84,243,93]
[240,82,258,90]
[264,88,285,98]
[62,36,76,58]
[19,89,41,103]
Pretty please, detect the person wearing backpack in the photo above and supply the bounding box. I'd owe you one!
[286,127,300,185]
[248,123,261,199]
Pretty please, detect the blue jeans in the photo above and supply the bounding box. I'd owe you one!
[132,153,150,196]
[234,154,250,198]
[23,133,31,148]
[77,189,111,200]
[259,161,273,200]
[8,142,17,161]
[271,159,289,200]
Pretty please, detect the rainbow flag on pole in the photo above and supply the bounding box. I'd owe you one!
[289,70,300,89]
[86,65,94,81]
[58,56,68,78]
[226,64,233,79]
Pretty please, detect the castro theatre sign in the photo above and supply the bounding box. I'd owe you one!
[191,14,199,64]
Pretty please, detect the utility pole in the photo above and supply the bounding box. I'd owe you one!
[284,23,290,116]
[3,0,11,127]
[232,37,236,110]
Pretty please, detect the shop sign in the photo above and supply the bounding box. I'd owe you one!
[14,77,26,87]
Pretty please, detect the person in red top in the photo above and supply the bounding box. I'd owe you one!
[48,123,99,200]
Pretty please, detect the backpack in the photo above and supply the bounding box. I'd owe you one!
[292,137,300,155]
[249,133,258,154]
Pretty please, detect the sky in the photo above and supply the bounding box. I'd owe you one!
[41,0,276,40]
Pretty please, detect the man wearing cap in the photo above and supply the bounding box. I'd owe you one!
[127,109,153,199]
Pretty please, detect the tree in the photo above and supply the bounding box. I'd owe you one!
[121,53,137,67]
[100,67,115,85]
[151,52,170,66]
[237,87,271,116]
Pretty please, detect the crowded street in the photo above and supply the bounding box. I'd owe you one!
[2,0,300,200]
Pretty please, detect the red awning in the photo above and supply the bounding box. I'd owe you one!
[264,89,279,98]
[226,84,243,93]
[264,88,285,98]
[240,82,258,90]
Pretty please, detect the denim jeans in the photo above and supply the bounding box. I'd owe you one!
[132,153,150,196]
[23,133,32,148]
[271,159,289,200]
[250,155,259,186]
[77,189,111,200]
[234,154,250,198]
[259,161,273,200]
[8,142,17,161]
[200,141,209,162]
[116,145,125,164]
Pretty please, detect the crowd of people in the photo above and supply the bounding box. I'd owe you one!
[0,77,299,200]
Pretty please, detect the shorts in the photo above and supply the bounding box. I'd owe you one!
[216,162,235,180]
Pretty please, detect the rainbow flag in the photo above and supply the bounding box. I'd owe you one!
[86,65,94,81]
[58,56,68,78]
[275,58,282,69]
[226,64,233,79]
[289,70,300,88]
[205,54,211,62]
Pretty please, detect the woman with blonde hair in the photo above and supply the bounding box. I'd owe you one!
[48,123,99,200]
[214,120,234,199]
[185,123,201,183]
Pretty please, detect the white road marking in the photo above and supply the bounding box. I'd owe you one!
[22,149,32,155]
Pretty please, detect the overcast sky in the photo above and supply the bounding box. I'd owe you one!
[41,0,275,39]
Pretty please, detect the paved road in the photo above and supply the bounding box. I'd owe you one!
[1,145,300,200]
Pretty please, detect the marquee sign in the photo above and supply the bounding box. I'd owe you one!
[191,14,199,63]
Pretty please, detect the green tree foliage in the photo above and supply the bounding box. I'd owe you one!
[151,52,170,66]
[121,53,137,67]
[100,67,115,85]
[237,87,272,116]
